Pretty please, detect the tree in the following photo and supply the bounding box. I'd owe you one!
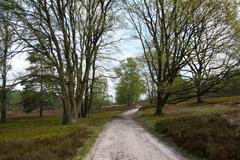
[0,0,21,123]
[80,51,98,118]
[213,70,240,96]
[115,57,143,106]
[183,1,238,103]
[8,0,118,124]
[123,0,237,115]
[137,55,156,104]
[91,78,111,110]
[21,83,59,113]
[25,48,58,117]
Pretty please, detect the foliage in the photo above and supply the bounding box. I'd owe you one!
[8,90,21,106]
[7,0,118,124]
[211,71,240,97]
[0,0,20,123]
[123,0,239,115]
[21,84,59,113]
[136,55,157,104]
[91,78,111,109]
[115,57,144,106]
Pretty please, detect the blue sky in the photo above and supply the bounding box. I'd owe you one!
[107,29,143,99]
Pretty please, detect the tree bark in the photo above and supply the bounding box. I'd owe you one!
[197,87,204,103]
[39,53,43,118]
[1,21,8,123]
[62,99,68,125]
[61,96,78,125]
[154,91,163,116]
[39,105,43,118]
[197,93,204,103]
[149,97,153,105]
[155,89,169,116]
[87,53,97,116]
[1,71,7,123]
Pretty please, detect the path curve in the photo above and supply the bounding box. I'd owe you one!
[85,108,187,160]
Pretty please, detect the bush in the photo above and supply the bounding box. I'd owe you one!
[154,114,240,160]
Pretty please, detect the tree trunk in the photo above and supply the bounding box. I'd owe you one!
[78,100,84,118]
[1,19,9,123]
[149,94,153,104]
[1,48,7,123]
[128,97,131,107]
[82,105,88,118]
[81,82,89,118]
[155,96,163,116]
[197,87,204,103]
[39,52,43,118]
[39,78,43,118]
[62,99,68,124]
[87,56,97,117]
[1,78,7,123]
[197,94,203,103]
[154,90,167,116]
[61,97,78,125]
[39,106,43,118]
[81,98,88,118]
[68,111,78,124]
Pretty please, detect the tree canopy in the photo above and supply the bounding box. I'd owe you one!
[115,58,144,106]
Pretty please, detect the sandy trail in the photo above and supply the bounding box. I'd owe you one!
[85,108,187,160]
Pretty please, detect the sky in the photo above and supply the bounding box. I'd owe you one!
[107,29,143,99]
[9,28,143,100]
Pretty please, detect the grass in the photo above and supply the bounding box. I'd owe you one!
[183,95,240,105]
[137,96,240,160]
[0,110,123,160]
[205,95,240,104]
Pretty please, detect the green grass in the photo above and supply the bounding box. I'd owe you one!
[137,96,240,160]
[0,110,122,160]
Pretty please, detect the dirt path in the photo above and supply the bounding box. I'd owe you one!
[85,108,187,160]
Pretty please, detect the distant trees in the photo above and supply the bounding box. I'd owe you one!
[123,0,238,115]
[21,84,59,114]
[214,70,240,96]
[137,56,156,104]
[91,78,111,110]
[7,0,118,124]
[115,58,143,106]
[23,49,58,117]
